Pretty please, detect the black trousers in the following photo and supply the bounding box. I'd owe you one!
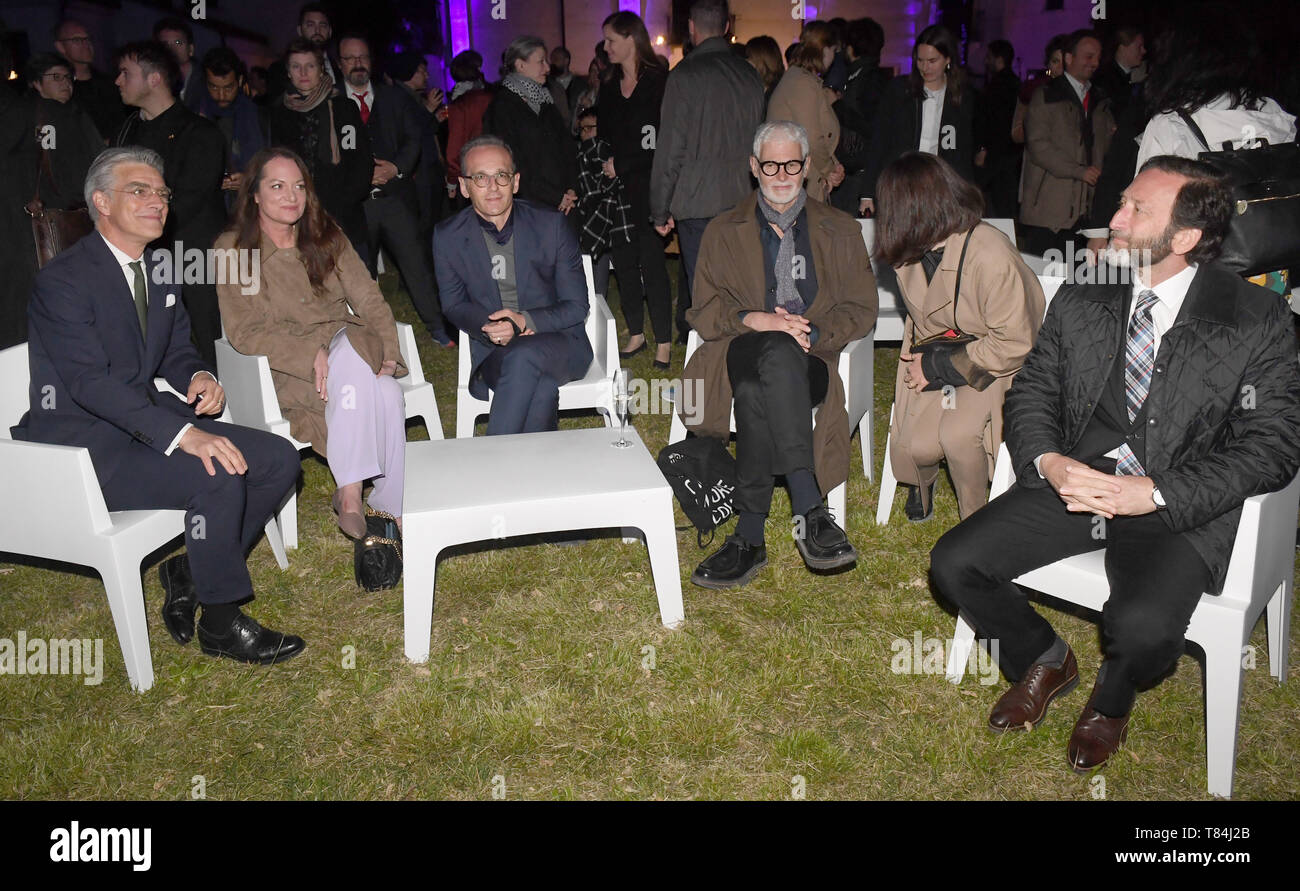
[726,331,829,517]
[610,222,671,344]
[98,418,302,604]
[182,279,221,368]
[364,195,447,337]
[929,482,1213,717]
[674,216,711,339]
[477,332,590,435]
[1019,220,1079,259]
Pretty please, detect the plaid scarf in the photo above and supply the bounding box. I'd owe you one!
[574,136,632,255]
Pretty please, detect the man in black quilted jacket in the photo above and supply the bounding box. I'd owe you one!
[930,155,1300,772]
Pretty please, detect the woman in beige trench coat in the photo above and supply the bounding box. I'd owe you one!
[875,152,1045,521]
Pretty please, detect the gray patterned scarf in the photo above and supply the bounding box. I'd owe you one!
[758,189,809,314]
[502,73,553,115]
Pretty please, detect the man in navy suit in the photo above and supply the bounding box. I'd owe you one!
[434,135,593,434]
[12,147,306,666]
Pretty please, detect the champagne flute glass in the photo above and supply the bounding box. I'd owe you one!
[612,368,631,448]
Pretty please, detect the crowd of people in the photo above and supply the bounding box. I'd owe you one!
[3,0,1300,779]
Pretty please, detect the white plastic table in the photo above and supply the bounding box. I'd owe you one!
[402,426,686,662]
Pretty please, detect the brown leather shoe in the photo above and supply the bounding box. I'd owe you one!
[988,647,1079,732]
[1068,690,1130,772]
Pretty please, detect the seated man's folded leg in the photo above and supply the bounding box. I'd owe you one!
[483,333,588,435]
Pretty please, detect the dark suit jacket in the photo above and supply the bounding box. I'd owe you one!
[12,232,212,482]
[433,200,591,399]
[864,74,981,199]
[1004,263,1300,590]
[352,82,423,208]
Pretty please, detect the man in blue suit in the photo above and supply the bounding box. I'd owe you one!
[12,147,305,666]
[435,135,593,435]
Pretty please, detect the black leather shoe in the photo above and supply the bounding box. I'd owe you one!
[619,340,646,359]
[197,612,306,665]
[794,506,858,570]
[904,483,935,522]
[159,554,198,645]
[691,535,767,589]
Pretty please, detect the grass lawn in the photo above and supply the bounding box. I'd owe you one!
[2,257,1297,801]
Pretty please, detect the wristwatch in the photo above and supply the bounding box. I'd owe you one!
[1152,486,1166,509]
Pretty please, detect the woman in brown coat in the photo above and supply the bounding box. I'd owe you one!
[216,147,408,539]
[766,21,843,203]
[875,153,1045,521]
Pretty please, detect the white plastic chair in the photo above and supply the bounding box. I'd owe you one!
[216,321,443,561]
[455,254,619,437]
[1,344,226,692]
[667,328,874,524]
[945,442,1299,798]
[875,271,1065,525]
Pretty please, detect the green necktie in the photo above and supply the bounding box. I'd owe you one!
[127,260,147,340]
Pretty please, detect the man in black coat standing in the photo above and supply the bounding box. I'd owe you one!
[337,34,452,346]
[930,156,1300,773]
[113,41,227,366]
[649,0,765,342]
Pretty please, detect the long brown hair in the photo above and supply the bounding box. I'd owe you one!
[874,152,984,268]
[745,35,784,92]
[908,25,966,106]
[602,11,665,81]
[228,147,348,296]
[791,20,834,76]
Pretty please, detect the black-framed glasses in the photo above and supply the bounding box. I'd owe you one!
[757,158,806,176]
[461,171,514,188]
[108,186,173,203]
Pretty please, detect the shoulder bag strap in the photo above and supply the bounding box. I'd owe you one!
[1176,110,1212,152]
[949,226,976,335]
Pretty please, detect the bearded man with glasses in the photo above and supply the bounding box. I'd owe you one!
[679,120,877,589]
[433,135,592,435]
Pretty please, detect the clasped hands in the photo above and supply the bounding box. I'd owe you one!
[483,309,531,346]
[743,306,811,352]
[1039,451,1157,519]
[899,350,929,392]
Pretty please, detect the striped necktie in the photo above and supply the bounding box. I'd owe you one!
[1115,289,1159,476]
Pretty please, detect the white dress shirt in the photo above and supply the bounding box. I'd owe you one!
[100,233,214,455]
[1063,71,1090,107]
[918,84,946,155]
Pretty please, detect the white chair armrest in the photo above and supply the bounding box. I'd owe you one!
[0,439,113,538]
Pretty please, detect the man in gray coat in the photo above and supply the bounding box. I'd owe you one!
[649,0,765,342]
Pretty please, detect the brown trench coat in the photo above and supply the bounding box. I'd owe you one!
[766,65,841,203]
[891,223,1045,509]
[681,192,878,495]
[215,230,407,457]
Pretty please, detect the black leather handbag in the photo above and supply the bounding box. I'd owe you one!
[354,508,402,591]
[1178,111,1300,276]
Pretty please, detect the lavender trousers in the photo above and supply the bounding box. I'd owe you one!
[324,327,405,516]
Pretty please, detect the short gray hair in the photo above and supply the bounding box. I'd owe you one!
[752,120,809,160]
[458,134,514,177]
[84,146,165,222]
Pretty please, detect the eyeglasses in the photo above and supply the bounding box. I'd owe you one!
[756,158,806,176]
[461,171,515,188]
[108,186,173,203]
[579,124,597,134]
[339,55,370,64]
[42,72,73,82]
[58,36,92,45]
[161,38,188,47]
